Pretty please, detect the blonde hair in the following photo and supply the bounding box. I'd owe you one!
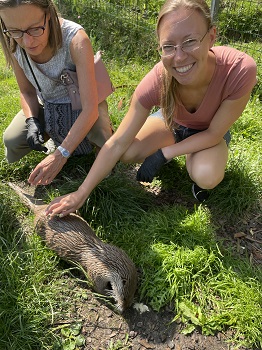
[0,0,62,67]
[156,0,213,130]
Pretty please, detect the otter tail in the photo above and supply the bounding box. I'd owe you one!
[8,182,47,212]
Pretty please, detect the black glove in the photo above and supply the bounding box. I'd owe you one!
[26,117,48,153]
[136,149,167,183]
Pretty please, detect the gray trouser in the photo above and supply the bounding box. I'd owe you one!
[3,100,113,163]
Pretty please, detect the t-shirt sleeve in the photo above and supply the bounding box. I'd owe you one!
[134,62,163,110]
[224,53,257,100]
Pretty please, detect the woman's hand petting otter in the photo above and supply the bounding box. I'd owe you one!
[45,190,87,218]
[28,153,67,186]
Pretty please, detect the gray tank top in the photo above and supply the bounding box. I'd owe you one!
[14,19,84,104]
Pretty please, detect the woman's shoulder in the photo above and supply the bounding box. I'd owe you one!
[134,61,164,109]
[138,61,164,86]
[211,45,256,68]
[211,46,257,100]
[60,18,84,38]
[59,18,85,55]
[153,61,165,74]
[61,18,83,30]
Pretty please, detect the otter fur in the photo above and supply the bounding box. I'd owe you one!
[8,182,137,312]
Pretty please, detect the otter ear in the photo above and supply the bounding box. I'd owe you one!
[105,281,113,291]
[93,275,113,295]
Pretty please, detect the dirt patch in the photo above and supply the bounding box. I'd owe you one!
[55,276,254,350]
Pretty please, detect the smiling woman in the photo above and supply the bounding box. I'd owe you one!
[0,0,113,185]
[44,0,257,218]
[158,27,210,58]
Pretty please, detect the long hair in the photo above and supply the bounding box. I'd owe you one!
[0,0,62,67]
[156,0,213,130]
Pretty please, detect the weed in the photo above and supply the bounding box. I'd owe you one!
[107,334,129,350]
[53,322,85,350]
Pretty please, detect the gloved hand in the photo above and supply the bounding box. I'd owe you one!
[26,117,48,153]
[136,149,167,182]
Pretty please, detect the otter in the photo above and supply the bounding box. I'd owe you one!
[8,182,138,313]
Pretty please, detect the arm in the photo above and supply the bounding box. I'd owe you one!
[137,92,252,182]
[13,58,40,117]
[162,92,252,160]
[45,95,150,216]
[28,29,99,185]
[57,29,99,154]
[13,59,48,152]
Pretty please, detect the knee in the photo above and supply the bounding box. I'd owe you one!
[3,133,17,163]
[120,146,145,164]
[190,164,225,189]
[3,129,15,160]
[3,127,21,152]
[120,149,137,164]
[3,129,27,164]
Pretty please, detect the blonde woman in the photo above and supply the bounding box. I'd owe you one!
[46,0,257,217]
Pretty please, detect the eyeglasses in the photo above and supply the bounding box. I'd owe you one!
[158,29,210,58]
[3,13,46,39]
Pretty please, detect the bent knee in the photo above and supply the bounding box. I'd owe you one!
[3,129,19,151]
[3,130,30,163]
[120,146,147,164]
[189,164,225,189]
[3,128,12,146]
[120,150,137,164]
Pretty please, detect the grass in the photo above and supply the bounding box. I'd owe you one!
[0,17,262,350]
[0,184,65,349]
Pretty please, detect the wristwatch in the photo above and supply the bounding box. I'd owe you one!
[57,146,71,158]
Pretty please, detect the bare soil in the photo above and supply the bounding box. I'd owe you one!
[57,259,260,350]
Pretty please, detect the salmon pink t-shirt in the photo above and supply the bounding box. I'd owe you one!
[135,46,257,130]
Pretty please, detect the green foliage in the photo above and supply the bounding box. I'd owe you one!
[107,334,129,350]
[1,2,262,349]
[216,0,262,98]
[54,322,85,350]
[58,0,159,61]
[0,184,67,349]
[104,204,262,348]
[218,0,262,36]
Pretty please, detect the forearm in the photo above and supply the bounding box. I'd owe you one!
[77,140,123,199]
[59,109,98,154]
[45,139,131,216]
[162,129,221,160]
[20,92,40,119]
[13,60,41,119]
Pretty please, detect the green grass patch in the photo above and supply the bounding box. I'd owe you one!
[0,184,75,350]
[0,6,262,349]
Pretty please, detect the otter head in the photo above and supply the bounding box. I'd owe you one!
[93,269,137,313]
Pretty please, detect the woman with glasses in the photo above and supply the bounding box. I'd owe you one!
[46,0,257,217]
[0,0,113,185]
